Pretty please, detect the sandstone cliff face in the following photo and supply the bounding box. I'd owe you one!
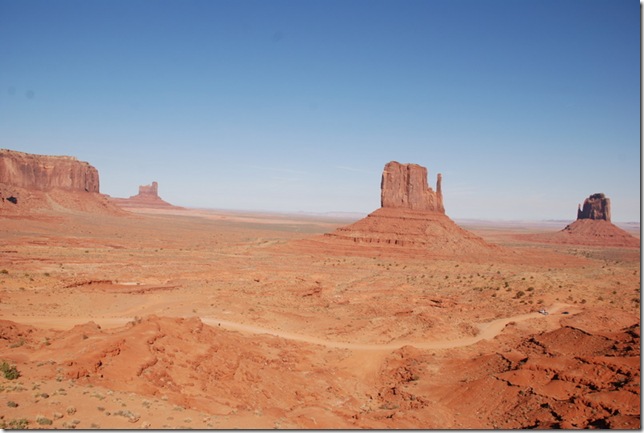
[381,161,444,213]
[0,149,100,192]
[577,193,611,222]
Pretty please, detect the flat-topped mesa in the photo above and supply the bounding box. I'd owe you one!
[0,148,99,192]
[380,161,444,213]
[577,193,611,222]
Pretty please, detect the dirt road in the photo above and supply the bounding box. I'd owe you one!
[7,303,576,351]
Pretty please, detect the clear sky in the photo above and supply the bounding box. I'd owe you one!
[0,0,640,221]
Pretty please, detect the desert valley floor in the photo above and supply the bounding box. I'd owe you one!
[0,207,640,429]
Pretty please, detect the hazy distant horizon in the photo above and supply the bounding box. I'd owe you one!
[109,198,640,225]
[1,0,639,221]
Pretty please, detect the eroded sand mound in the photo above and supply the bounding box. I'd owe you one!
[1,308,638,429]
[377,310,640,429]
[521,219,639,248]
[324,207,497,253]
[0,186,126,216]
[0,316,372,428]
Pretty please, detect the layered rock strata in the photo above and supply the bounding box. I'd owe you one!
[0,149,99,192]
[381,161,444,212]
[0,148,121,214]
[324,161,496,254]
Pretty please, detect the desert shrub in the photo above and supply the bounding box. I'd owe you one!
[1,418,29,429]
[0,269,8,274]
[9,338,25,348]
[0,361,20,380]
[36,416,53,426]
[7,400,18,407]
[114,410,140,422]
[515,290,525,299]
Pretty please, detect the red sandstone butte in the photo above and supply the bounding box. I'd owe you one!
[519,192,638,248]
[322,161,496,255]
[381,161,444,212]
[577,193,611,222]
[110,181,181,209]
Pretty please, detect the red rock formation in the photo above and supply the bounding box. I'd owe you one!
[381,161,444,212]
[428,309,640,429]
[577,193,611,222]
[0,149,99,192]
[0,149,123,214]
[556,219,639,247]
[110,181,182,210]
[519,193,638,248]
[321,161,497,256]
[137,181,159,198]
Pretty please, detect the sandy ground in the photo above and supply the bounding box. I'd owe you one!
[0,207,640,429]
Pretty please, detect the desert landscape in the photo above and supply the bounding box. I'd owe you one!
[0,149,639,429]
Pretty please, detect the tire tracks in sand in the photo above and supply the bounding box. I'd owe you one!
[7,303,577,352]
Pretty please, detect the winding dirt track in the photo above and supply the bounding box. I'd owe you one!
[7,303,576,351]
[204,303,574,351]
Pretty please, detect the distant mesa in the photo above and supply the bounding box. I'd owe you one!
[110,181,182,210]
[315,161,498,256]
[522,193,638,248]
[0,148,123,214]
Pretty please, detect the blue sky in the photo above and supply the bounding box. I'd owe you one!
[0,0,640,221]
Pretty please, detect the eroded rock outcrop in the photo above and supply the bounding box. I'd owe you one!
[518,192,638,248]
[109,181,181,210]
[381,161,444,213]
[0,149,99,192]
[577,193,611,222]
[320,161,497,257]
[0,149,122,214]
[137,181,159,198]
